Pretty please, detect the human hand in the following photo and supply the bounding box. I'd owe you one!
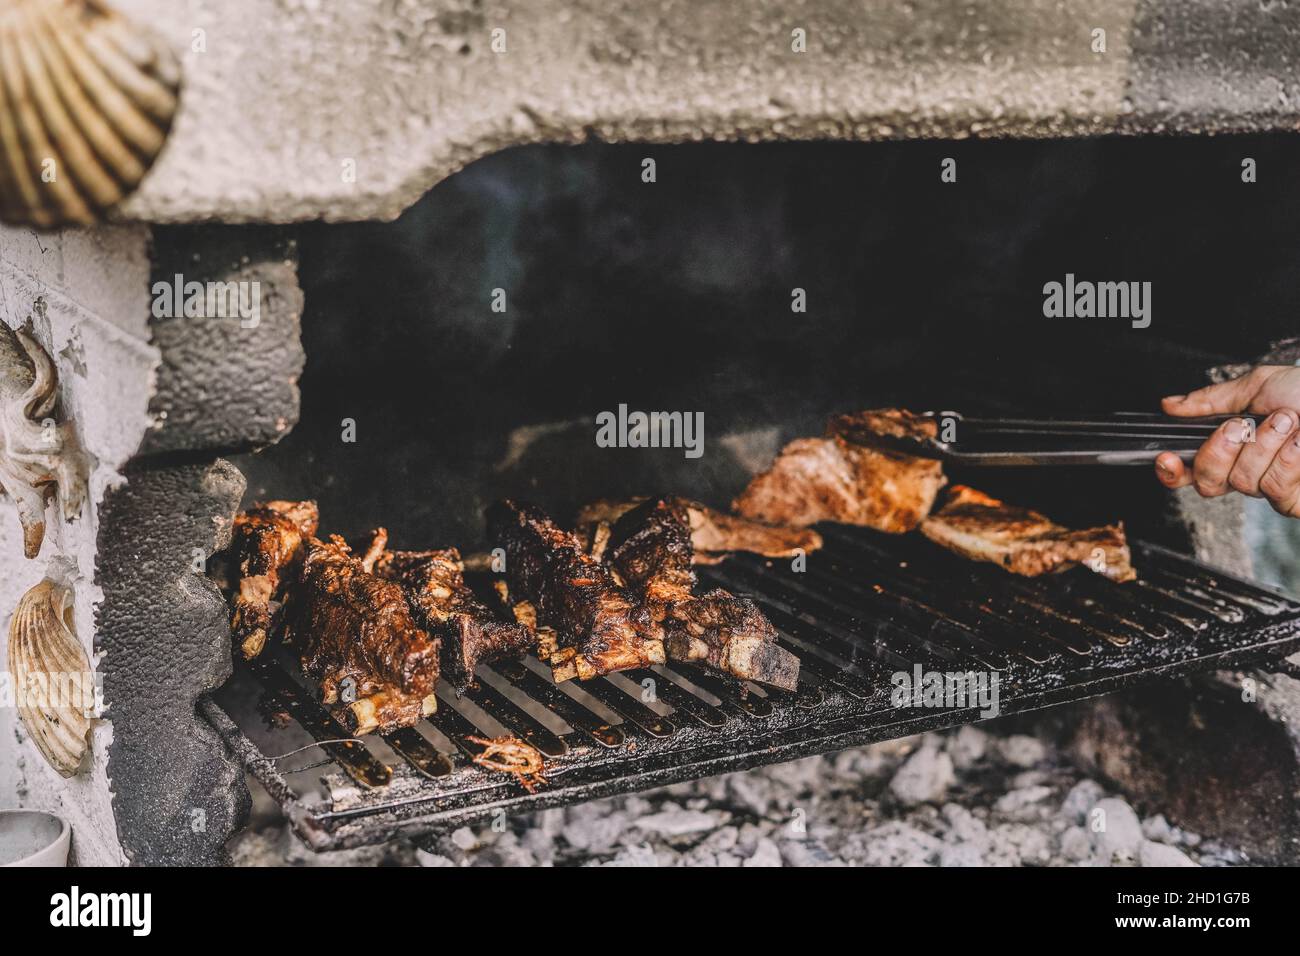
[1155,365,1300,516]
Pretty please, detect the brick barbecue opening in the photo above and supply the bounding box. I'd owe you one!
[196,138,1300,858]
[9,0,1300,879]
[7,128,1300,865]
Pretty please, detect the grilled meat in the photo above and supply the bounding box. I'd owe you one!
[603,497,697,608]
[604,498,801,691]
[828,407,940,447]
[576,496,822,564]
[486,500,666,681]
[920,485,1137,582]
[664,590,799,691]
[686,505,823,565]
[228,500,319,660]
[733,434,946,533]
[370,539,536,689]
[284,535,441,735]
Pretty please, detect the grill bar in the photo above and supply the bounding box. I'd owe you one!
[382,728,451,779]
[208,527,1300,851]
[577,677,678,736]
[422,695,484,759]
[458,677,569,756]
[627,669,729,726]
[495,660,626,746]
[246,656,392,789]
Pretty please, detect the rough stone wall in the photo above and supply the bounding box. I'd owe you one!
[0,226,160,866]
[142,228,304,455]
[0,221,303,865]
[110,0,1300,225]
[95,459,251,866]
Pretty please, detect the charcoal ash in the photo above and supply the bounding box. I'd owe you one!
[229,722,1237,867]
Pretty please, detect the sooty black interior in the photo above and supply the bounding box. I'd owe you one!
[234,135,1300,552]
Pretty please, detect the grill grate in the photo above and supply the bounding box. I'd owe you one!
[204,526,1300,851]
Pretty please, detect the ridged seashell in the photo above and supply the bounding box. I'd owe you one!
[8,579,94,776]
[0,0,181,228]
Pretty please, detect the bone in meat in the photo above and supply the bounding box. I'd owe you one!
[920,485,1137,582]
[486,500,665,681]
[370,541,536,689]
[228,500,319,660]
[604,497,801,691]
[283,535,441,734]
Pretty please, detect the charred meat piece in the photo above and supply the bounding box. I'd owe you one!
[486,500,665,681]
[733,434,946,533]
[576,496,822,565]
[665,589,799,692]
[370,540,536,689]
[604,498,801,691]
[920,485,1137,582]
[228,500,319,660]
[827,407,940,447]
[284,535,441,735]
[603,497,697,607]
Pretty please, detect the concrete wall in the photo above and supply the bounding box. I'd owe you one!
[112,0,1300,225]
[0,227,159,866]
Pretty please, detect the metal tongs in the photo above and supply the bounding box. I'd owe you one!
[873,411,1265,466]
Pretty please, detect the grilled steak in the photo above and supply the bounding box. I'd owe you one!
[283,535,441,735]
[733,434,946,533]
[828,407,939,447]
[604,498,801,691]
[228,500,319,660]
[576,496,822,564]
[920,485,1137,582]
[369,537,536,689]
[486,500,666,681]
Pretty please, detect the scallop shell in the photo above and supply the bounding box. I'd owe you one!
[0,0,181,228]
[8,579,94,776]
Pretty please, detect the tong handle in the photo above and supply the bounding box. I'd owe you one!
[920,411,1267,465]
[946,411,1262,438]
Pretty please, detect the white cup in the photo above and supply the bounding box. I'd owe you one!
[0,809,71,867]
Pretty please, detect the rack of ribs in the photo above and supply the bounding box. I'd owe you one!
[920,485,1137,582]
[575,496,822,565]
[283,535,442,735]
[486,500,666,682]
[227,500,319,660]
[364,532,536,689]
[603,498,801,691]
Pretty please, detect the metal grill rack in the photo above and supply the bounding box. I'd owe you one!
[203,526,1300,851]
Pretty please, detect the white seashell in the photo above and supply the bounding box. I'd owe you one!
[0,0,181,228]
[8,579,95,777]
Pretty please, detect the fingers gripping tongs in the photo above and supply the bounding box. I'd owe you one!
[867,411,1265,466]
